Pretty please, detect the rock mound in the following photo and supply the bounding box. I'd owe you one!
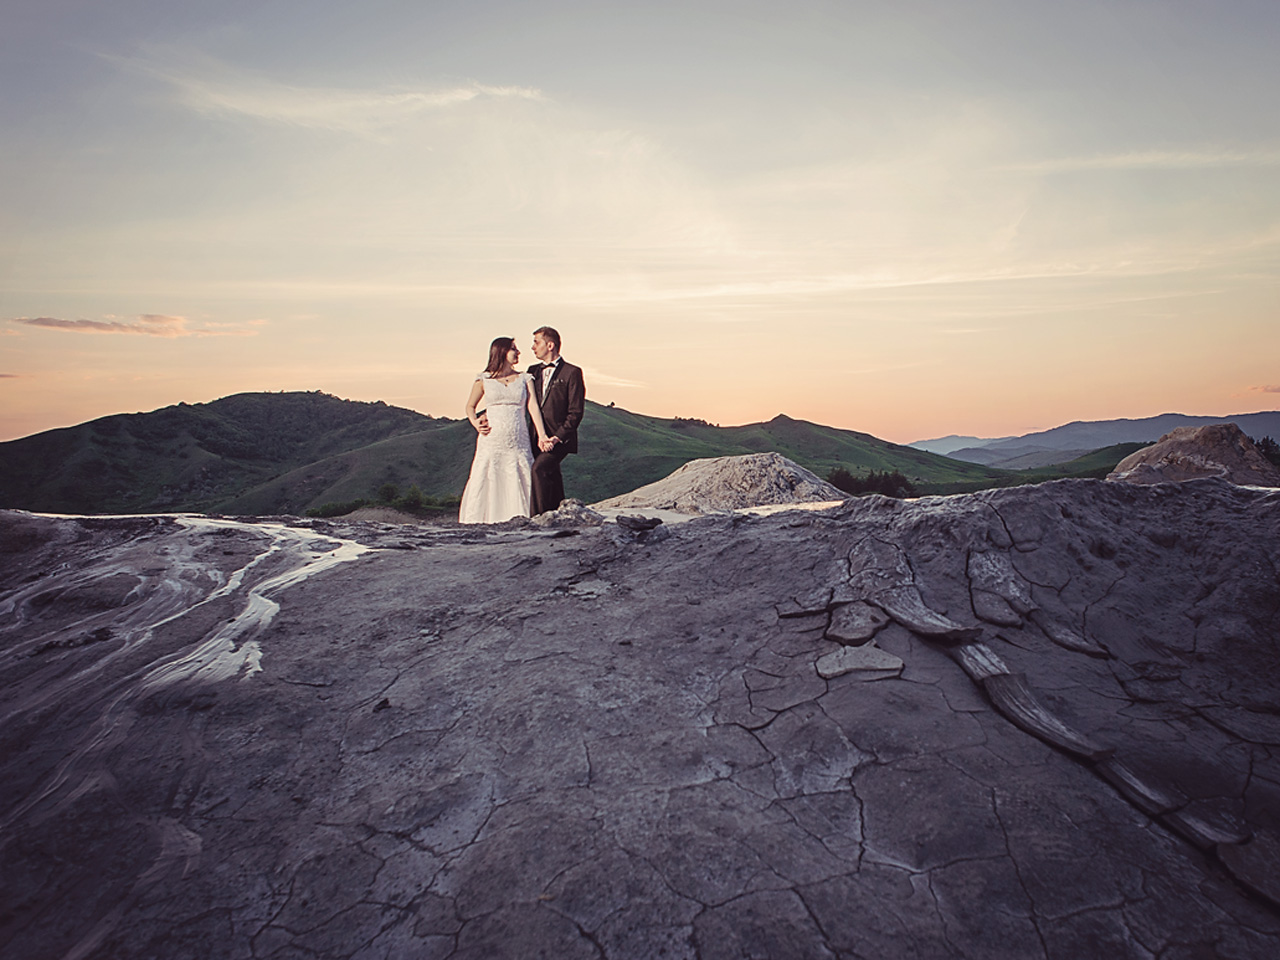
[592,452,845,514]
[530,498,606,528]
[1107,423,1280,486]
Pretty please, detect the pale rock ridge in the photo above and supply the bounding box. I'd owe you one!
[530,498,606,528]
[1108,422,1280,486]
[592,451,846,513]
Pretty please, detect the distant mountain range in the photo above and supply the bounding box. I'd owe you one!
[1,392,1011,516]
[910,434,1016,456]
[912,411,1280,469]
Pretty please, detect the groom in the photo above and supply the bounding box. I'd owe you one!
[528,326,585,515]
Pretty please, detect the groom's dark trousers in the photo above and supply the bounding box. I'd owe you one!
[529,358,585,515]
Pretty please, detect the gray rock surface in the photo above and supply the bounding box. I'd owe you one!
[815,643,904,680]
[1108,422,1280,486]
[592,451,845,513]
[3,477,1280,959]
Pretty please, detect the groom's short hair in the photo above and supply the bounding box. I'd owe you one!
[533,326,561,351]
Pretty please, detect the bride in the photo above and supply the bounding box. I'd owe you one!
[459,337,552,524]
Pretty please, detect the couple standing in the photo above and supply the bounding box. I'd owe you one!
[458,326,585,524]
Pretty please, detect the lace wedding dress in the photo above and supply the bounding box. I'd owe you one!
[458,373,534,524]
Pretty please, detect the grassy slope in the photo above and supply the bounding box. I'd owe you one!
[559,408,1001,503]
[203,400,1013,514]
[920,442,1152,495]
[8,393,1136,516]
[1019,442,1152,480]
[222,402,772,512]
[0,392,436,514]
[216,422,477,514]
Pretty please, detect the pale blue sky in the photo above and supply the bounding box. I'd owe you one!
[3,0,1278,441]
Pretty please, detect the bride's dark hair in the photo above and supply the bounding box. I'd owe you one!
[484,337,517,376]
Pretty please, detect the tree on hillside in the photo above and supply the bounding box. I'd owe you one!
[827,467,917,498]
[1257,436,1280,467]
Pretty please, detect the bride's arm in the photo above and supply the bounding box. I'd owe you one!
[465,379,489,434]
[526,381,550,444]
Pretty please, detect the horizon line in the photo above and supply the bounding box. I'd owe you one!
[3,388,1279,447]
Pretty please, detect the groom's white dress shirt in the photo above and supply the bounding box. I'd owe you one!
[541,358,561,394]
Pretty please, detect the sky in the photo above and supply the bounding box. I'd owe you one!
[2,0,1278,444]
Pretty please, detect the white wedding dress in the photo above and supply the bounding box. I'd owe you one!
[458,373,534,524]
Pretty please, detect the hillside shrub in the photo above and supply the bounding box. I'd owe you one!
[305,490,461,519]
[827,467,917,498]
[1258,436,1280,467]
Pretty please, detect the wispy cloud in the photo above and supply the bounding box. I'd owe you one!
[580,366,643,390]
[0,373,18,378]
[1000,148,1280,174]
[112,50,544,133]
[1253,384,1280,394]
[11,315,254,337]
[590,260,1200,306]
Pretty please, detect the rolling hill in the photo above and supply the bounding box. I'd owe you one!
[0,392,1011,515]
[0,392,443,515]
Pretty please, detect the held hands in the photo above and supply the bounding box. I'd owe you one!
[538,436,559,453]
[475,412,491,436]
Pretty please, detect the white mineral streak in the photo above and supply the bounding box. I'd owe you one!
[139,517,371,690]
[0,516,373,842]
[739,499,846,517]
[0,516,372,722]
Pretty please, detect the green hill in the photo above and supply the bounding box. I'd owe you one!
[1020,442,1152,480]
[0,392,441,514]
[217,423,479,515]
[219,401,1006,512]
[560,406,1000,501]
[2,391,1027,516]
[913,442,1153,495]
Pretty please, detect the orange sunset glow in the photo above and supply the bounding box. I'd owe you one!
[3,1,1279,444]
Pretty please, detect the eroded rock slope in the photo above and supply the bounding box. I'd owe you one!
[593,451,844,514]
[1108,422,1280,486]
[2,477,1280,959]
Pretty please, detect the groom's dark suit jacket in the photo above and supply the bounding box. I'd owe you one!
[528,358,585,454]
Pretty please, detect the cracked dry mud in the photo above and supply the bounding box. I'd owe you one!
[2,476,1280,959]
